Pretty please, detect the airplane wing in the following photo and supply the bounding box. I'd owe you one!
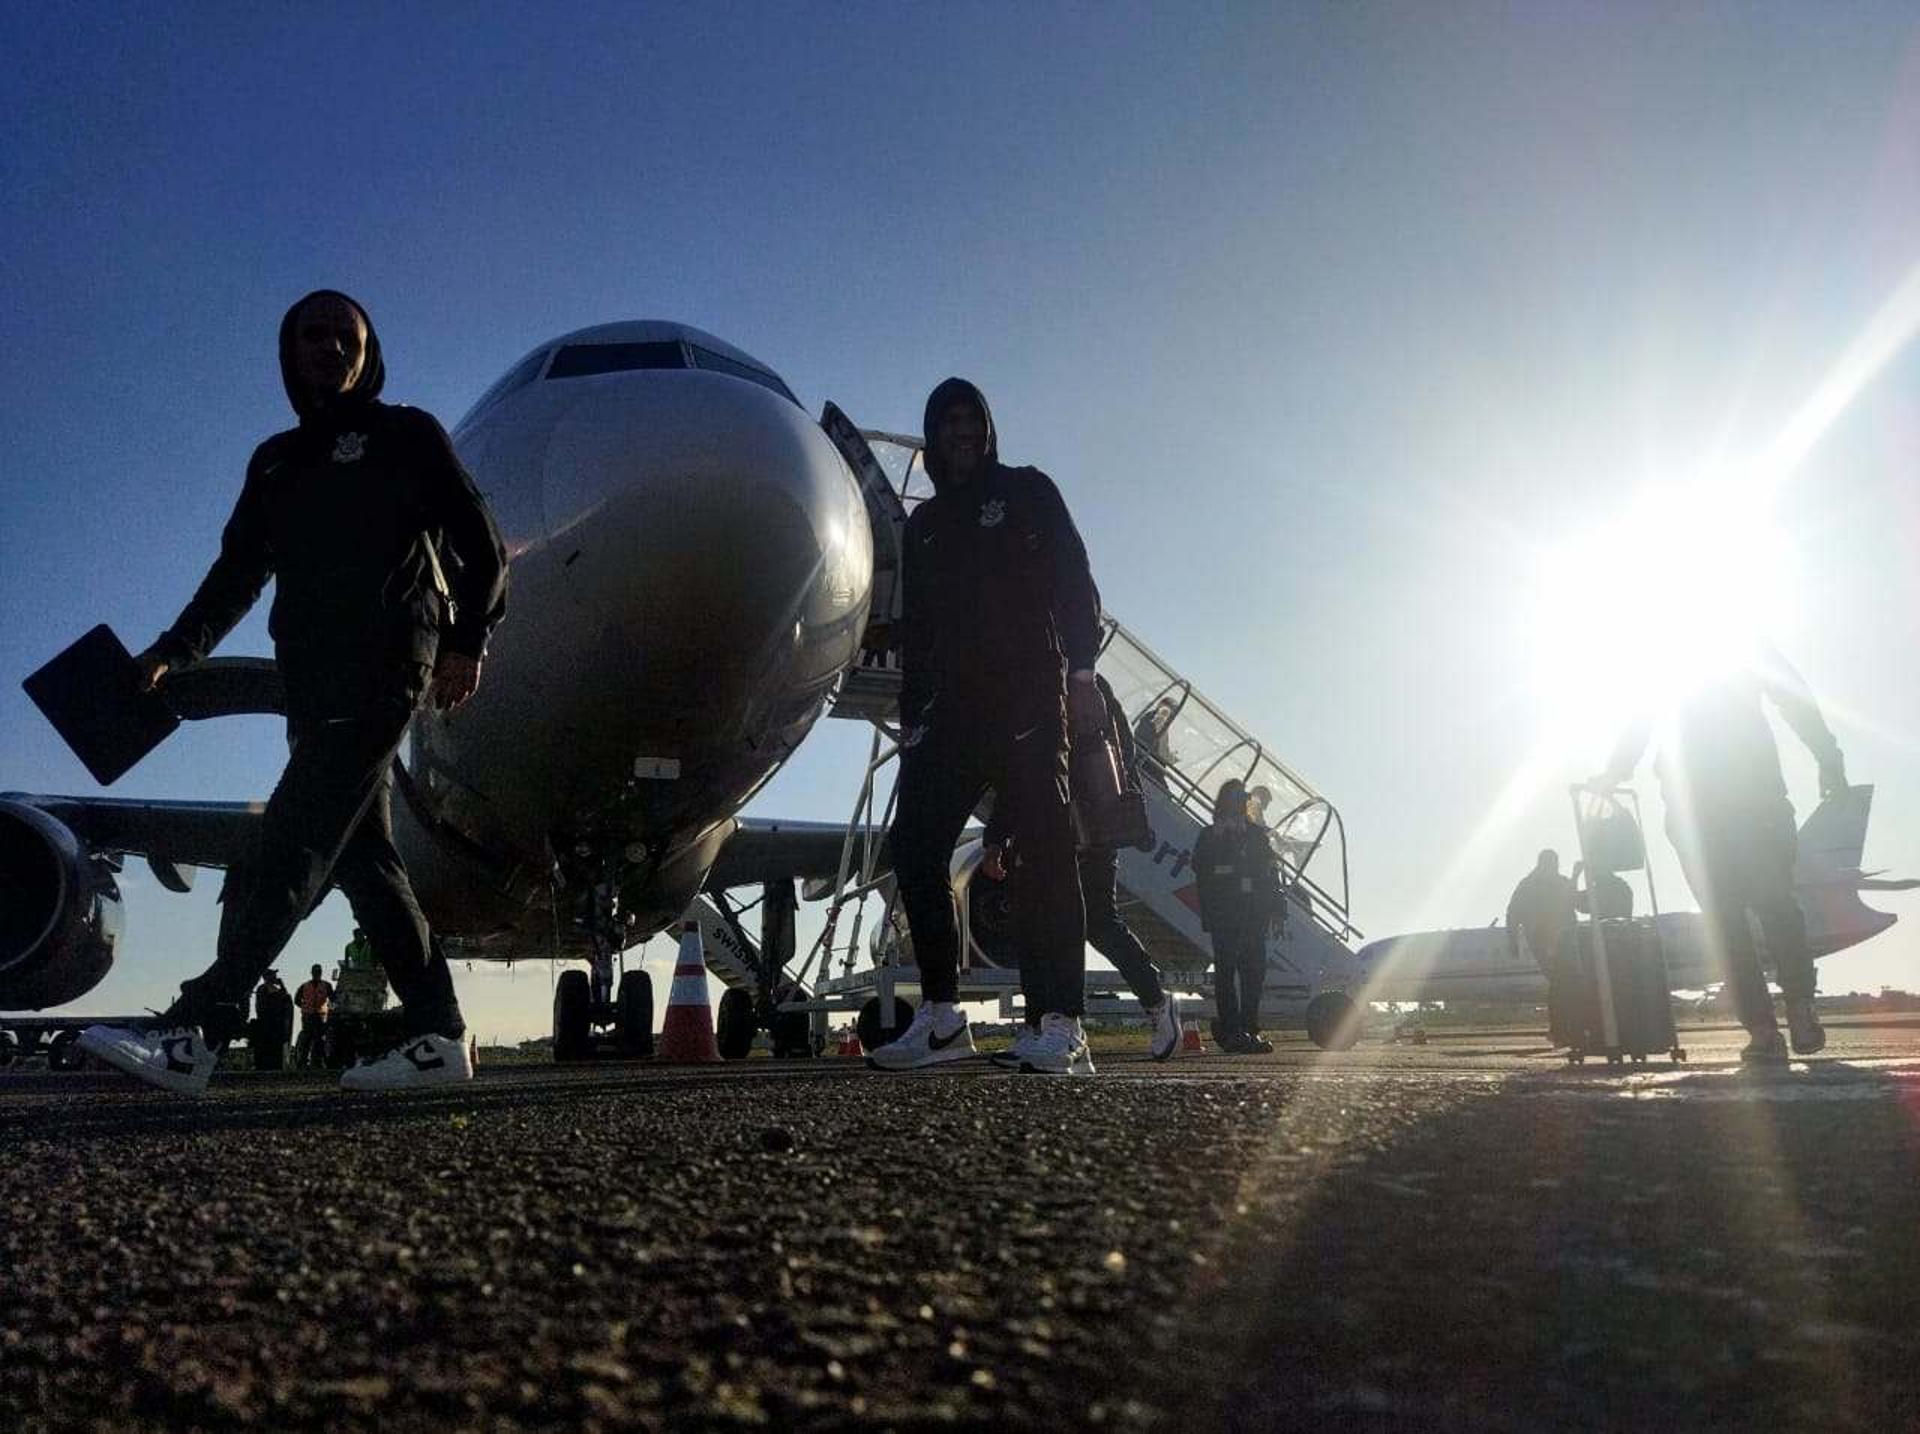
[703,818,889,892]
[0,792,263,873]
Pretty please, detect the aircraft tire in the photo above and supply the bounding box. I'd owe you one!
[1305,992,1362,1051]
[616,971,654,1057]
[553,969,594,1063]
[716,988,756,1061]
[856,995,915,1053]
[47,1029,85,1071]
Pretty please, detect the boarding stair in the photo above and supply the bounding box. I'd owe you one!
[779,411,1365,1042]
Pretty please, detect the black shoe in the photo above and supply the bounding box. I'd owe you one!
[1244,1032,1275,1055]
[1216,1030,1254,1055]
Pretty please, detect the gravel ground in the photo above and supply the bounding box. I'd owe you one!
[3,1023,1919,1431]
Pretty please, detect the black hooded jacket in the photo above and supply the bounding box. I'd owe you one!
[1606,644,1842,818]
[898,378,1101,731]
[155,291,509,691]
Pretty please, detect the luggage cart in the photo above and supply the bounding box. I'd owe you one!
[1563,785,1687,1066]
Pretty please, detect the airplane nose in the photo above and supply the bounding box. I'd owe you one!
[542,377,867,685]
[519,372,870,759]
[416,366,872,864]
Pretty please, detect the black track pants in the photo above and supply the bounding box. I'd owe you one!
[892,715,1085,1016]
[182,671,463,1040]
[1210,927,1267,1039]
[1668,799,1809,1032]
[1080,846,1164,1009]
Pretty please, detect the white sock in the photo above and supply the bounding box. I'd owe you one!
[929,1001,964,1032]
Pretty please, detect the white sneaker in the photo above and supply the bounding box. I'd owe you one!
[866,1003,976,1071]
[990,1024,1043,1070]
[1022,1013,1096,1076]
[1146,994,1183,1062]
[340,1033,474,1091]
[78,1022,218,1097]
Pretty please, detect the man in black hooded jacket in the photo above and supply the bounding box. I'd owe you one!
[80,290,508,1095]
[869,378,1106,1076]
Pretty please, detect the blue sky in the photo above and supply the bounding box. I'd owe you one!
[4,4,1918,1041]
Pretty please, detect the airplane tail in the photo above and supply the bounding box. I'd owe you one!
[1795,785,1912,956]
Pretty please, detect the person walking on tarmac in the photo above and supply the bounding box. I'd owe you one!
[293,963,334,1069]
[870,377,1105,1076]
[79,289,508,1096]
[1506,850,1578,977]
[980,674,1185,1064]
[1194,778,1285,1053]
[1597,642,1849,1063]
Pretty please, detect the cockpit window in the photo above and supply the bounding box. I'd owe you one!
[546,342,690,379]
[688,344,800,406]
[453,346,549,432]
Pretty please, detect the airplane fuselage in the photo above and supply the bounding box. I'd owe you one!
[390,322,873,953]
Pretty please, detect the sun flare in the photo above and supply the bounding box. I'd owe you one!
[1524,479,1801,763]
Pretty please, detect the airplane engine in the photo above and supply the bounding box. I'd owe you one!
[0,800,123,1009]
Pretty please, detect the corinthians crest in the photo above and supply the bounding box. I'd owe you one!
[978,498,1006,528]
[331,432,368,464]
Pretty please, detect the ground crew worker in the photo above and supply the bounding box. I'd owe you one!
[871,377,1104,1076]
[1599,643,1849,1062]
[251,970,294,1071]
[79,289,508,1096]
[343,926,374,970]
[293,963,334,1069]
[1194,778,1284,1053]
[982,674,1184,1064]
[1507,850,1578,976]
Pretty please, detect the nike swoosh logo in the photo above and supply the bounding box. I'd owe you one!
[162,1037,196,1074]
[1013,724,1039,742]
[404,1042,447,1071]
[928,1025,967,1051]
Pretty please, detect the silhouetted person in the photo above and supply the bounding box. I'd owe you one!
[294,963,334,1069]
[251,970,294,1071]
[1195,778,1284,1053]
[874,377,1104,1076]
[78,290,508,1095]
[1600,643,1848,1062]
[342,926,374,970]
[1133,698,1178,785]
[1507,849,1578,977]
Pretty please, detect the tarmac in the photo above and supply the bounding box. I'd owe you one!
[4,1019,1920,1432]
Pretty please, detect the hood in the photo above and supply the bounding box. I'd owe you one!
[279,289,386,421]
[920,376,998,490]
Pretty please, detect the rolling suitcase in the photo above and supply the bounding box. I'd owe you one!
[1562,787,1687,1066]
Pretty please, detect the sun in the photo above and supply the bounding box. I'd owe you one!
[1523,477,1802,763]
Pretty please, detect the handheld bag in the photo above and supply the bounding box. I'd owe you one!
[1070,707,1152,851]
[22,625,179,785]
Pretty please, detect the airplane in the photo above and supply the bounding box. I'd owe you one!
[0,320,900,1059]
[1351,785,1916,1008]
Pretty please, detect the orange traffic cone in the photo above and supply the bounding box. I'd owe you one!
[835,1029,863,1057]
[657,922,721,1063]
[1180,1026,1207,1055]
